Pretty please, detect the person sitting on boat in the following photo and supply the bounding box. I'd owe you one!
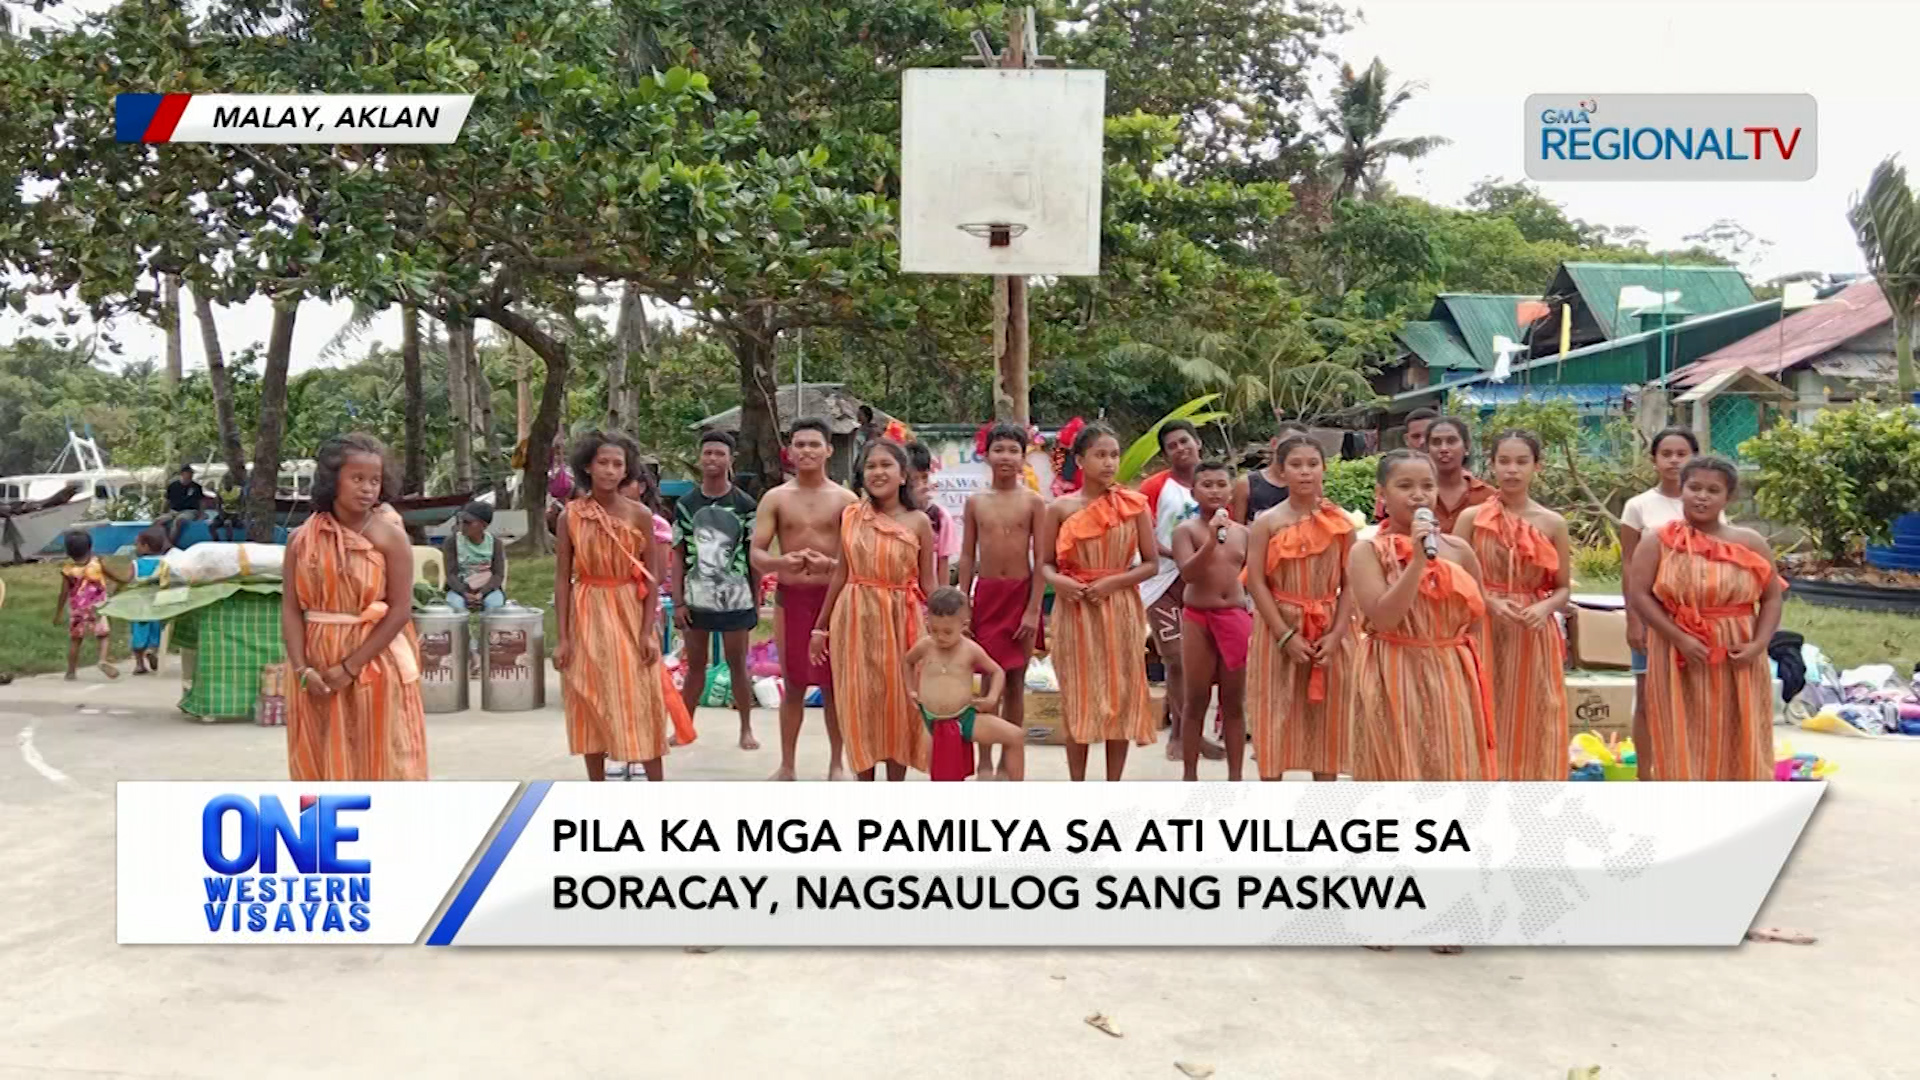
[160,465,205,547]
[209,469,246,543]
[442,501,506,612]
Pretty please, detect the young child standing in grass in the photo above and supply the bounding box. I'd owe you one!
[54,529,126,680]
[129,528,168,674]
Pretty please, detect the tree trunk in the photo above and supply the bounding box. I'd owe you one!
[244,300,298,543]
[445,316,474,491]
[468,326,503,504]
[400,304,425,495]
[162,274,182,385]
[609,283,644,433]
[484,304,570,553]
[637,306,658,401]
[192,288,247,481]
[1896,311,1915,397]
[728,312,783,493]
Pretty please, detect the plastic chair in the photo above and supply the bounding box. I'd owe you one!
[412,545,446,591]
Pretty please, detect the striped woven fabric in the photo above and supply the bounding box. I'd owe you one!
[175,591,286,721]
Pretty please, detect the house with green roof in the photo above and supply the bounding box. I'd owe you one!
[1380,293,1534,395]
[1525,261,1757,355]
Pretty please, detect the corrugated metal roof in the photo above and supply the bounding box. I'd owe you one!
[1390,298,1785,405]
[1556,262,1756,339]
[1394,320,1480,370]
[1453,384,1629,407]
[1435,294,1532,369]
[693,383,893,434]
[1671,279,1890,387]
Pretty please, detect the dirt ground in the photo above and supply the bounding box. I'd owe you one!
[2,667,1916,1080]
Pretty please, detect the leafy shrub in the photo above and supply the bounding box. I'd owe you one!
[1466,398,1655,547]
[1570,540,1622,583]
[1323,455,1379,515]
[1743,402,1920,561]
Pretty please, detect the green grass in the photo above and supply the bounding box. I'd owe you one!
[0,558,140,677]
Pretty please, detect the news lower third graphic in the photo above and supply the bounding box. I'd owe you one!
[114,94,475,145]
[115,781,1823,948]
[1524,93,1818,182]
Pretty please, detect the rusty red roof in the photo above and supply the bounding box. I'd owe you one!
[1671,279,1889,387]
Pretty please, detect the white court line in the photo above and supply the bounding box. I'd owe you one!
[16,722,73,786]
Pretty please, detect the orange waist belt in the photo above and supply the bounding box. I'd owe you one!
[1369,628,1499,778]
[1669,603,1756,665]
[1271,590,1336,703]
[304,602,420,684]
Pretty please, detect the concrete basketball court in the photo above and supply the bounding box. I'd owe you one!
[2,667,1916,1079]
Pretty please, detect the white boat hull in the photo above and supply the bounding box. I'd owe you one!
[1,500,92,563]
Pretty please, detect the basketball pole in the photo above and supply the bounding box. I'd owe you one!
[992,6,1034,426]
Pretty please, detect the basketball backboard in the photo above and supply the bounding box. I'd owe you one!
[899,68,1106,277]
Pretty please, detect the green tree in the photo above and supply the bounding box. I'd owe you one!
[1320,58,1449,203]
[1849,156,1920,395]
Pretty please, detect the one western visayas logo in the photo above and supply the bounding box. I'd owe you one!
[1525,94,1817,182]
[201,794,372,934]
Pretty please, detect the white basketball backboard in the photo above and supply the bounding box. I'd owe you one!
[900,68,1106,277]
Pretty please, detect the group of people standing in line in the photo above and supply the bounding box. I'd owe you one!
[273,404,1785,790]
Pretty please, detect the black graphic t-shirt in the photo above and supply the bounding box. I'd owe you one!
[673,485,758,615]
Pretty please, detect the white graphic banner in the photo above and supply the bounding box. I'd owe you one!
[428,781,1822,947]
[117,781,518,944]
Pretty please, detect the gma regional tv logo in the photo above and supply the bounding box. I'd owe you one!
[201,794,373,934]
[1525,93,1816,182]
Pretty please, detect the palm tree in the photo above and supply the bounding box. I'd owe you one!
[1321,59,1449,203]
[1848,156,1920,395]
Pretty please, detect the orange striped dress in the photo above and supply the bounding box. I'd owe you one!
[1352,533,1497,781]
[1644,520,1779,781]
[1053,488,1157,746]
[285,512,428,781]
[830,502,929,774]
[1469,500,1569,781]
[562,498,670,763]
[1248,500,1357,778]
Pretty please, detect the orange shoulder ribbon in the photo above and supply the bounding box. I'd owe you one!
[572,497,656,589]
[1055,486,1149,565]
[1374,532,1486,621]
[1474,498,1558,573]
[1264,498,1357,572]
[1657,520,1782,592]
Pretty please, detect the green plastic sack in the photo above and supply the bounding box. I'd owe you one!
[699,658,732,708]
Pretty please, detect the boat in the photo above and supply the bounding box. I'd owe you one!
[0,432,143,520]
[273,491,474,529]
[0,483,91,563]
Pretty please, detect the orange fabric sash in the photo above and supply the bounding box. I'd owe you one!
[1669,604,1757,664]
[1473,498,1559,578]
[1657,520,1779,664]
[1264,499,1356,567]
[1371,627,1498,775]
[1055,486,1149,566]
[305,602,420,684]
[1270,589,1336,703]
[1373,532,1487,620]
[843,501,925,605]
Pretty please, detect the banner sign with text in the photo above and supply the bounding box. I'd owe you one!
[116,781,1821,948]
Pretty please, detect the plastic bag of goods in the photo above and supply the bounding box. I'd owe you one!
[255,664,288,727]
[753,676,784,709]
[161,542,285,584]
[1025,656,1060,693]
[748,640,782,679]
[700,662,733,708]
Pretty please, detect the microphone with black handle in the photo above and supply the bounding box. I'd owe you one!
[1413,507,1439,561]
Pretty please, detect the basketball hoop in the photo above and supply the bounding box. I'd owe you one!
[956,222,1029,248]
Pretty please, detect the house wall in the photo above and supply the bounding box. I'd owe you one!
[1791,324,1898,423]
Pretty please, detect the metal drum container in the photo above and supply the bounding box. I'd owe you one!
[480,603,546,712]
[412,603,470,714]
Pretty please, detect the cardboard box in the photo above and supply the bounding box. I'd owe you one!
[1023,687,1165,745]
[1565,673,1635,735]
[1568,599,1632,670]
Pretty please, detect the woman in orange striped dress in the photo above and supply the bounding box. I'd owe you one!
[1246,434,1358,781]
[554,431,671,782]
[283,434,428,781]
[1453,430,1571,781]
[811,440,937,781]
[1347,450,1496,783]
[1628,456,1783,781]
[1039,423,1160,781]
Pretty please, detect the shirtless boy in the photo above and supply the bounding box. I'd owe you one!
[957,423,1046,779]
[906,588,1027,781]
[752,417,859,780]
[1171,460,1252,781]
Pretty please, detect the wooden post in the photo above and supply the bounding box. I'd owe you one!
[991,6,1034,426]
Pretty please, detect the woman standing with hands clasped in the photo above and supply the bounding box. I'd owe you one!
[282,434,427,781]
[1627,456,1783,781]
[1452,430,1571,781]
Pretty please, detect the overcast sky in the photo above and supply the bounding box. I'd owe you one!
[3,0,1914,377]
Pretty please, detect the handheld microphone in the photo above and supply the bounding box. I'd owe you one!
[1413,507,1439,560]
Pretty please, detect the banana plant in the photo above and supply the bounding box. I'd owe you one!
[1117,395,1230,484]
